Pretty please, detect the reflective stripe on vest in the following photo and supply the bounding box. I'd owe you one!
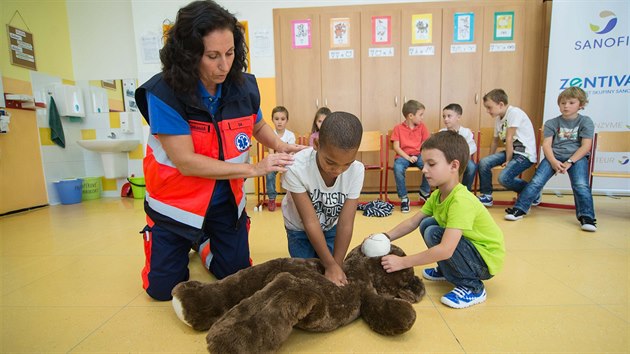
[146,191,205,228]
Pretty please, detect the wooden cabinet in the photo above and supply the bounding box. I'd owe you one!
[274,9,361,136]
[360,8,401,132]
[274,1,545,192]
[400,5,443,133]
[440,6,485,132]
[274,9,322,135]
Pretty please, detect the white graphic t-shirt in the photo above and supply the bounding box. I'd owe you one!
[440,127,477,156]
[494,105,537,163]
[281,148,364,231]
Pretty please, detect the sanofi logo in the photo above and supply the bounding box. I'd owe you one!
[574,10,628,50]
[590,10,617,34]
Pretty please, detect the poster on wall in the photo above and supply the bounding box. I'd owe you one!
[494,11,515,41]
[330,18,350,48]
[543,1,629,194]
[411,14,432,44]
[7,25,37,70]
[453,13,474,43]
[372,16,391,45]
[292,19,312,49]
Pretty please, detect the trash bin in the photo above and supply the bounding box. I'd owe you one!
[127,176,146,199]
[54,178,83,205]
[82,176,102,200]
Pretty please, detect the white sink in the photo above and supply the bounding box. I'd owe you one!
[77,139,141,178]
[77,139,140,153]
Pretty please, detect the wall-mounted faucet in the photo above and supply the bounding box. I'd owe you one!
[108,132,117,139]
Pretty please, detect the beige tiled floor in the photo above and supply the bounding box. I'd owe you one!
[1,192,628,353]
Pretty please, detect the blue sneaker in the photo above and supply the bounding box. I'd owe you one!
[422,268,446,281]
[441,286,487,309]
[478,194,493,207]
[400,197,410,213]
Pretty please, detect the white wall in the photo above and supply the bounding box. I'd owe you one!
[67,0,138,80]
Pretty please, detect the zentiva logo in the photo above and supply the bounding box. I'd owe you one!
[559,74,630,90]
[590,10,617,34]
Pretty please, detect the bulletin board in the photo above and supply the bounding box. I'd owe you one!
[7,25,37,70]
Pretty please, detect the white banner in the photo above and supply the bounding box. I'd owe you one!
[543,0,629,195]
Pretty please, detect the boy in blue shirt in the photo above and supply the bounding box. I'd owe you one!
[379,131,505,309]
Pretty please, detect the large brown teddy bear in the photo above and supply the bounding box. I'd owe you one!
[171,242,425,353]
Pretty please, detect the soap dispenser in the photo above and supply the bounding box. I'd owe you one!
[120,112,134,134]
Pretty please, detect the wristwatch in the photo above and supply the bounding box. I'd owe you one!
[566,158,574,164]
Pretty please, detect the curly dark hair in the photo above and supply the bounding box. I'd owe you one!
[319,111,363,150]
[160,0,248,95]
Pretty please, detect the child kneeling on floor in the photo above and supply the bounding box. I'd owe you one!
[504,86,597,232]
[378,130,505,309]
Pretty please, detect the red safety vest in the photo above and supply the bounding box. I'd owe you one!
[136,74,260,234]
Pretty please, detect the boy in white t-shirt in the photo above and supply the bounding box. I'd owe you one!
[281,112,365,286]
[266,106,296,211]
[477,89,537,207]
[440,103,477,191]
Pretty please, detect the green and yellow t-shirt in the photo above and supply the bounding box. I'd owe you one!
[421,184,505,275]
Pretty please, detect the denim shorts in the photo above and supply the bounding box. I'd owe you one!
[286,225,337,258]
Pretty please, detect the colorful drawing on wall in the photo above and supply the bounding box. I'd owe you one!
[494,11,514,41]
[454,12,474,43]
[330,18,350,48]
[411,14,432,44]
[292,19,312,49]
[372,16,391,45]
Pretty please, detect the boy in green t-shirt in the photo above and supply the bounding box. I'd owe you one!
[379,130,505,309]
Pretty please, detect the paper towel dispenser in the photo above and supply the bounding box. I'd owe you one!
[53,84,86,117]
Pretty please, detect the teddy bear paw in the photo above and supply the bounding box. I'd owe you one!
[172,294,192,327]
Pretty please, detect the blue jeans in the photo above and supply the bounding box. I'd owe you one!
[266,171,278,200]
[478,152,533,195]
[393,156,430,198]
[420,217,491,293]
[286,225,337,258]
[462,159,477,191]
[515,156,595,220]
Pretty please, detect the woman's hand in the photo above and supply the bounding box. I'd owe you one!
[253,153,294,176]
[324,262,348,287]
[276,141,307,154]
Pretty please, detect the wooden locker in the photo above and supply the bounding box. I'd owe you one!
[360,7,401,133]
[274,9,322,135]
[320,11,362,118]
[400,4,443,133]
[440,6,485,133]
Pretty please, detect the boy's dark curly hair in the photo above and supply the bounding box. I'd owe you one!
[160,0,248,95]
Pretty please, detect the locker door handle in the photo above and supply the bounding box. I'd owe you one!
[475,93,479,104]
[403,96,407,104]
[395,96,398,107]
[315,99,319,109]
[324,98,328,107]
